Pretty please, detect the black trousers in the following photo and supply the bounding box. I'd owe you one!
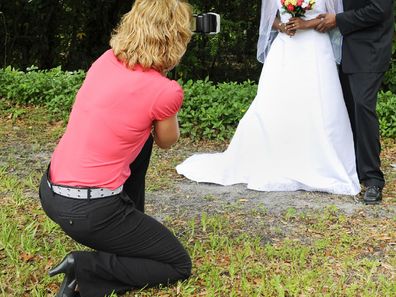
[339,68,385,188]
[39,136,191,297]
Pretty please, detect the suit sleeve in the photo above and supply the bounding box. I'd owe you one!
[336,0,393,36]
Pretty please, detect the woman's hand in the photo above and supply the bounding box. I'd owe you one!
[278,22,296,37]
[273,17,295,37]
[286,17,308,31]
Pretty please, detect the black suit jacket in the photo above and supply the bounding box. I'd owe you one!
[336,0,394,73]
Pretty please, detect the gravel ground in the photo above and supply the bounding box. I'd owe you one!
[146,179,396,221]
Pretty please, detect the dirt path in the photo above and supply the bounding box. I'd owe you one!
[146,179,396,222]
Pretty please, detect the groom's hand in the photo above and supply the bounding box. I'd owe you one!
[315,14,336,33]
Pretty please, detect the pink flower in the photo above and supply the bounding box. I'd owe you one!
[297,0,303,5]
[281,0,285,4]
[287,4,295,11]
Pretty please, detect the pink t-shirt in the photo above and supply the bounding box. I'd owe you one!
[50,49,183,189]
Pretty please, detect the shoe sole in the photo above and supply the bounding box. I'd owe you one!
[363,200,382,205]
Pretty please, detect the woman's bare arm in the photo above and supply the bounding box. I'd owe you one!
[286,17,323,31]
[153,115,180,149]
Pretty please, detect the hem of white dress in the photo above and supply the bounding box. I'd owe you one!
[245,183,360,196]
[178,175,360,197]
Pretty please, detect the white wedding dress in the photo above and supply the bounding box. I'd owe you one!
[177,0,360,195]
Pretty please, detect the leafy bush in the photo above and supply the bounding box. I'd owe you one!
[1,67,395,140]
[377,91,396,138]
[0,66,85,119]
[179,79,257,140]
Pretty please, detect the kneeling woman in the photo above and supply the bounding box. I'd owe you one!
[39,1,193,296]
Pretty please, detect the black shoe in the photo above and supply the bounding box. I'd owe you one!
[363,186,382,205]
[49,253,75,277]
[49,253,77,297]
[56,278,77,297]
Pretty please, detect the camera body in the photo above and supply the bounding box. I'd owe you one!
[192,13,220,34]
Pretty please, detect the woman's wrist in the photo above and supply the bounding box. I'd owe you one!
[306,19,321,30]
[297,19,308,30]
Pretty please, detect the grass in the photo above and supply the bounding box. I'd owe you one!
[0,104,395,296]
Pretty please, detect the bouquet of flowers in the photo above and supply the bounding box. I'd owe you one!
[281,0,316,17]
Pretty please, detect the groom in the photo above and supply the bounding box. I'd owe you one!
[315,0,394,204]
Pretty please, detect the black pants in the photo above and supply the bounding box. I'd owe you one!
[39,136,192,297]
[339,68,385,188]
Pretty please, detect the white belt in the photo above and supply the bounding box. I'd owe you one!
[47,180,123,199]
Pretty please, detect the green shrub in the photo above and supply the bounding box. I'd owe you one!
[1,67,395,140]
[179,79,257,140]
[0,66,85,119]
[377,91,396,138]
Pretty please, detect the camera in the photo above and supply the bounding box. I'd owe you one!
[192,13,220,34]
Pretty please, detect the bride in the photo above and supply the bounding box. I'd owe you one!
[176,0,360,195]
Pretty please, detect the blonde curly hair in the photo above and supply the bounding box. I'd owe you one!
[110,0,193,73]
